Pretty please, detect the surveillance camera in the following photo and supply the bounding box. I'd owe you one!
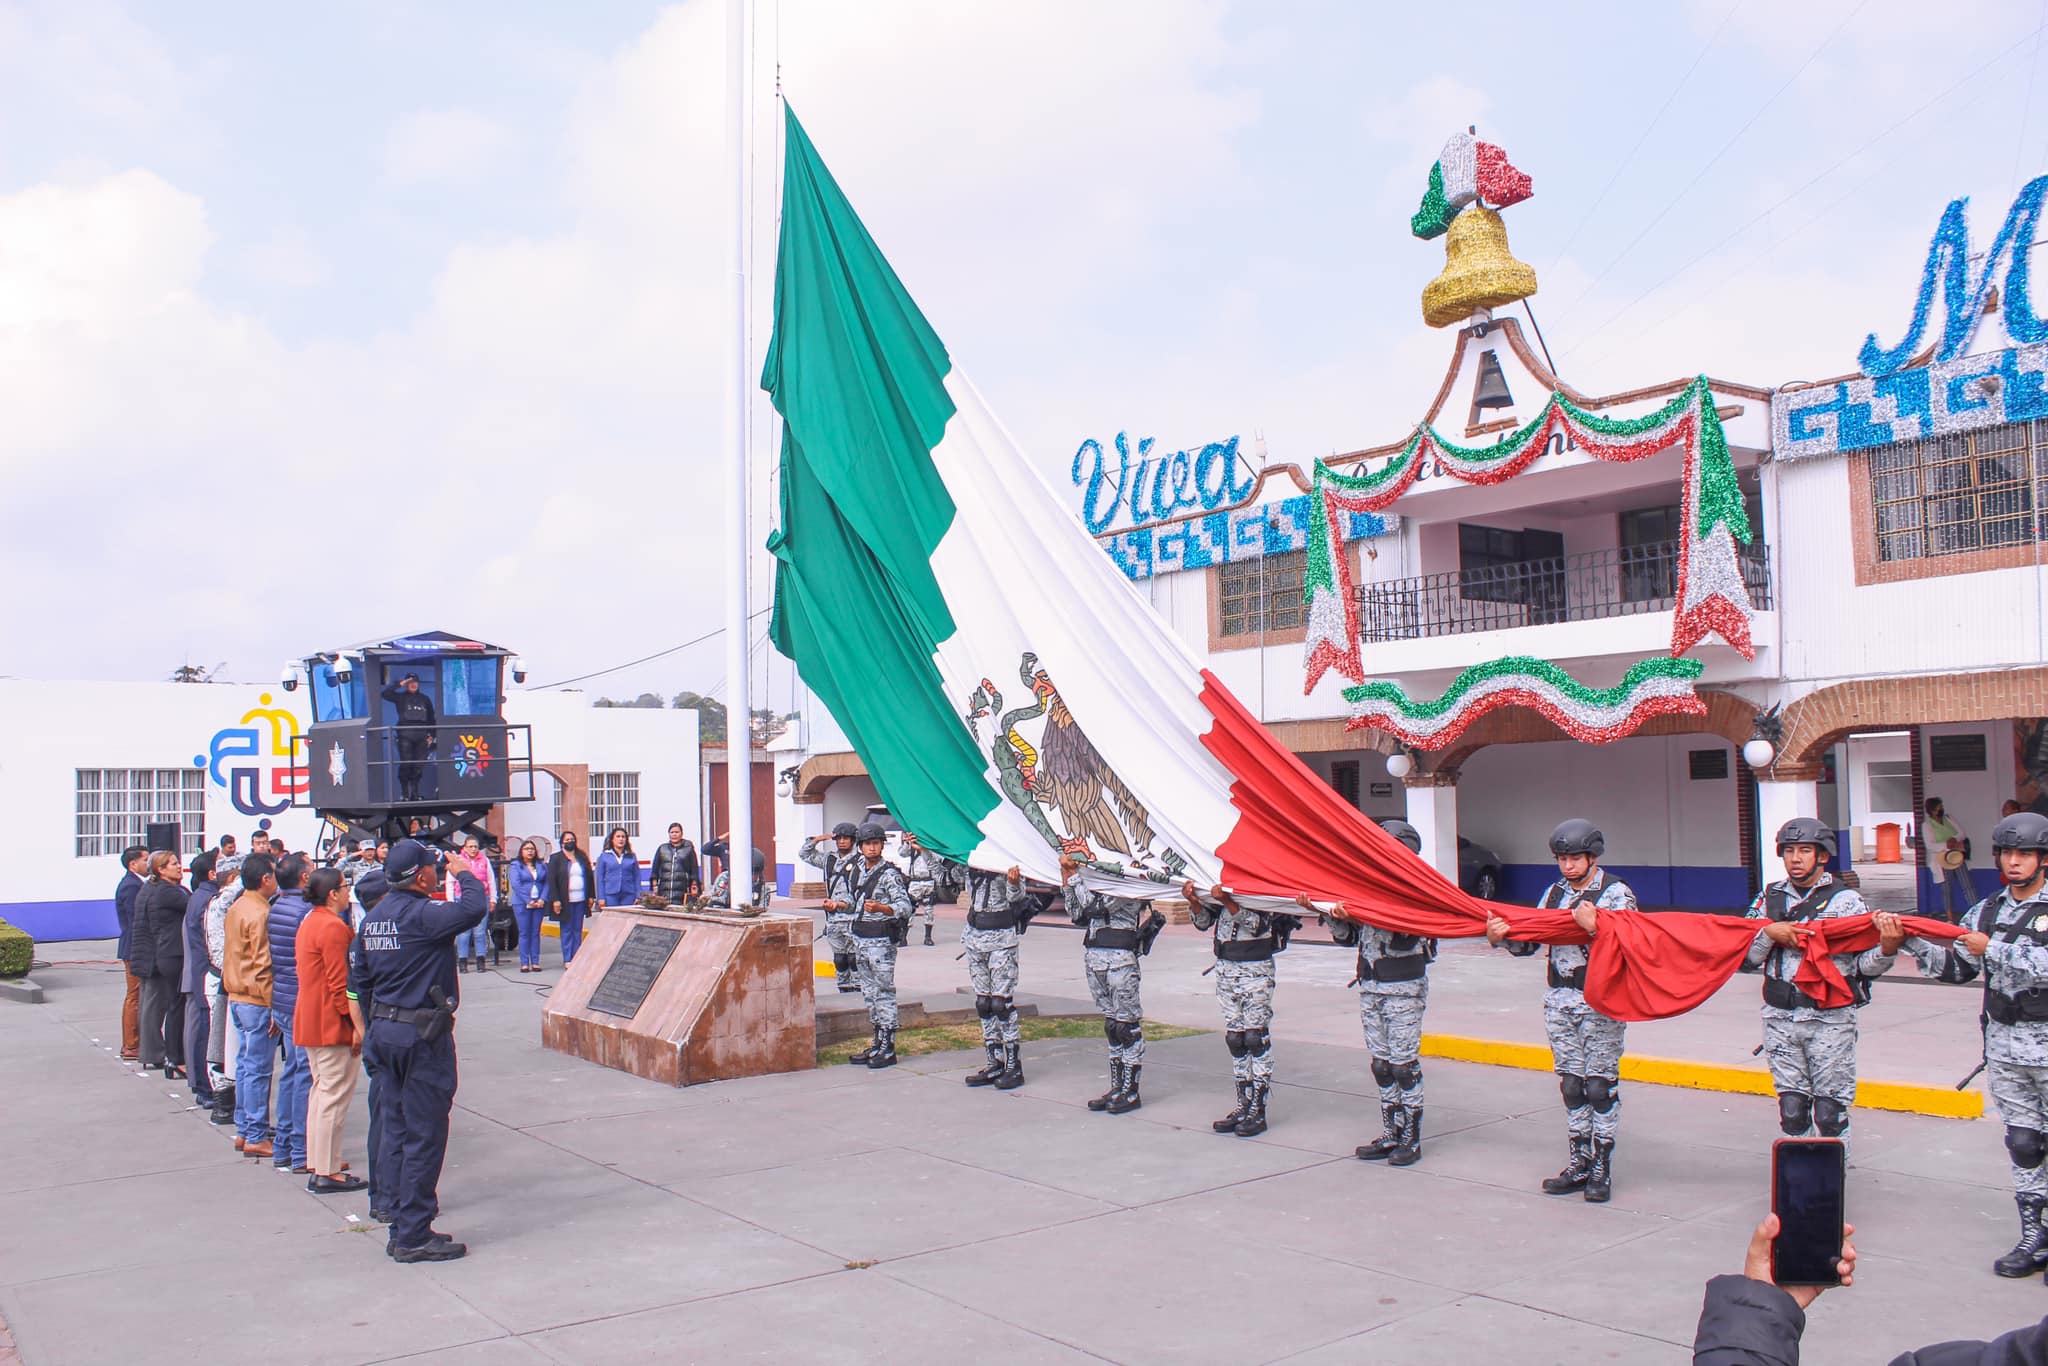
[281,661,299,693]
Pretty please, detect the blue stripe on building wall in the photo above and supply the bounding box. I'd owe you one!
[3,900,117,943]
[1499,865,1754,911]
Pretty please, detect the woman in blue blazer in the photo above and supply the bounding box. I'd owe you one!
[509,841,549,972]
[597,828,640,909]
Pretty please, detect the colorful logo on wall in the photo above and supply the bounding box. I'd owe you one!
[196,693,307,818]
[452,734,493,777]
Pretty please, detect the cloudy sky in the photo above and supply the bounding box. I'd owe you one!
[3,0,2042,709]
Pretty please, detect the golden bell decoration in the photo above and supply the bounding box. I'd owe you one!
[1420,206,1538,329]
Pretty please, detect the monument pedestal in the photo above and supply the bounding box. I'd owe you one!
[540,908,815,1086]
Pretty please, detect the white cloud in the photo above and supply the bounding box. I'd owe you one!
[382,108,511,186]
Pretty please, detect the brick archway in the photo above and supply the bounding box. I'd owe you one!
[484,763,585,846]
[1781,668,2048,767]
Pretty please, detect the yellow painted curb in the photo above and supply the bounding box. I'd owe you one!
[814,960,837,979]
[1419,1033,1983,1121]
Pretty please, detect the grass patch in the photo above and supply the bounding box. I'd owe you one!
[819,1015,1203,1066]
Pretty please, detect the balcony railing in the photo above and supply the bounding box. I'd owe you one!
[1357,538,1772,642]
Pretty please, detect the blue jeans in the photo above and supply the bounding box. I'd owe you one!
[272,1009,311,1168]
[516,904,544,967]
[1938,866,1976,922]
[561,901,588,963]
[455,921,489,958]
[231,1002,275,1143]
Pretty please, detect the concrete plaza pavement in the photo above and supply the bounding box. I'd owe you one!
[0,912,2034,1365]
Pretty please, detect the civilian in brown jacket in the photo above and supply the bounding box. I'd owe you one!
[224,855,280,1158]
[296,869,366,1192]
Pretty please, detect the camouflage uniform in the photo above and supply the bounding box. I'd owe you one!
[1068,879,1149,1113]
[803,836,861,993]
[1937,888,2048,1201]
[1506,871,1637,1167]
[1743,873,1892,1146]
[705,869,768,910]
[1189,894,1280,1135]
[1328,916,1431,1161]
[843,854,913,1035]
[960,867,1026,1087]
[903,846,958,938]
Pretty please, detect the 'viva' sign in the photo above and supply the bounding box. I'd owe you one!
[1862,174,2048,377]
[1071,432,1256,534]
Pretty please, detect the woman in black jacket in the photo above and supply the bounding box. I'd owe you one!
[546,831,596,965]
[132,850,191,1079]
[650,823,700,903]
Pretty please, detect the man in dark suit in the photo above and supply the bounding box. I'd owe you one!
[115,846,148,1059]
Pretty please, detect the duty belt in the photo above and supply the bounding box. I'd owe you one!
[1987,987,2048,1025]
[1763,976,1822,1011]
[1547,961,1587,992]
[1213,937,1275,963]
[851,918,898,939]
[1364,952,1426,983]
[369,1002,442,1028]
[1085,926,1139,951]
[967,909,1017,931]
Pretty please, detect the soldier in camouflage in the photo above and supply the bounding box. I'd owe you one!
[1744,817,1904,1149]
[960,863,1028,1090]
[901,833,955,948]
[1487,818,1637,1204]
[803,823,862,993]
[1063,854,1150,1115]
[841,822,913,1069]
[1183,880,1285,1137]
[1922,812,2048,1279]
[1323,818,1434,1165]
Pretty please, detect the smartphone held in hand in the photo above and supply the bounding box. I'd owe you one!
[1771,1138,1846,1287]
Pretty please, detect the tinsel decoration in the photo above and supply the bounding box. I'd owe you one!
[1860,174,2048,378]
[1344,656,1707,749]
[1301,376,1756,697]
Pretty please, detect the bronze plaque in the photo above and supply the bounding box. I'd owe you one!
[586,924,685,1018]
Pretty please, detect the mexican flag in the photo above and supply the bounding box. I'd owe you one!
[764,104,1479,921]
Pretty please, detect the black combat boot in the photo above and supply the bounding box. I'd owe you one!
[1388,1106,1422,1166]
[964,1043,1004,1087]
[209,1080,236,1127]
[1356,1103,1402,1160]
[1234,1079,1268,1136]
[1106,1064,1143,1114]
[1213,1081,1250,1133]
[1541,1136,1592,1195]
[848,1028,878,1066]
[867,1028,898,1069]
[923,924,935,946]
[994,1042,1024,1090]
[1997,1195,2048,1277]
[1583,1139,1615,1203]
[1087,1058,1125,1112]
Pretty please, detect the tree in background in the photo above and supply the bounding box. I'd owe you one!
[170,662,224,683]
[593,692,665,709]
[673,691,726,744]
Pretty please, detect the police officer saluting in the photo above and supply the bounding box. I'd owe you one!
[1486,818,1637,1204]
[357,839,488,1262]
[804,823,863,994]
[1744,818,1904,1149]
[1925,812,2048,1279]
[379,672,437,803]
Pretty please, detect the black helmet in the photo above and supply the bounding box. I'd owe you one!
[854,821,887,844]
[1993,812,2048,853]
[1548,819,1605,858]
[1377,818,1422,854]
[831,822,858,840]
[1774,817,1837,858]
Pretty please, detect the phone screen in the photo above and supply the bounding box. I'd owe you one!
[1772,1139,1846,1286]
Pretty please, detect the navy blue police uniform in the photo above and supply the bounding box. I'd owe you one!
[357,840,488,1260]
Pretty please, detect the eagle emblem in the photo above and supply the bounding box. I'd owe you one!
[964,651,1184,881]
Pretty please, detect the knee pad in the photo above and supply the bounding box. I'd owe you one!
[1558,1073,1587,1109]
[1391,1060,1422,1089]
[1116,1020,1143,1047]
[1103,1017,1119,1044]
[1585,1076,1618,1114]
[989,995,1014,1019]
[2008,1126,2048,1170]
[1370,1058,1396,1087]
[1241,1027,1269,1055]
[974,995,995,1020]
[1225,1031,1248,1058]
[1778,1091,1813,1136]
[1812,1097,1849,1138]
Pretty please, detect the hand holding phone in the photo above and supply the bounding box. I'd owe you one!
[1768,1139,1853,1296]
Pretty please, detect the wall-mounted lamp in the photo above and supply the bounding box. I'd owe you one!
[1384,748,1415,780]
[1742,703,1785,770]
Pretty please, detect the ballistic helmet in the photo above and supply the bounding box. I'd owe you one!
[831,822,858,840]
[855,821,887,844]
[1377,819,1423,854]
[1993,812,2048,853]
[1774,817,1837,858]
[1548,819,1605,858]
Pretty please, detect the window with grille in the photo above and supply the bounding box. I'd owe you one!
[1869,419,2048,562]
[1216,550,1306,638]
[588,772,640,843]
[75,769,206,858]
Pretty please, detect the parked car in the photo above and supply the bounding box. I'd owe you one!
[1459,836,1502,901]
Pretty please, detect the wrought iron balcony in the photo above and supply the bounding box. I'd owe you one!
[1356,538,1772,642]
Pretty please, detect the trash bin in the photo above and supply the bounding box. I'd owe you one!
[1875,822,1902,864]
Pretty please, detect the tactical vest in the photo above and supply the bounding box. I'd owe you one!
[1537,881,1593,991]
[1760,880,1869,1010]
[1981,895,2048,1024]
[1354,930,1433,983]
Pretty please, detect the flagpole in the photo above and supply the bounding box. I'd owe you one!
[722,0,754,892]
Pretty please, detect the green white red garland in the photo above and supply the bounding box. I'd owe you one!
[1302,377,1751,748]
